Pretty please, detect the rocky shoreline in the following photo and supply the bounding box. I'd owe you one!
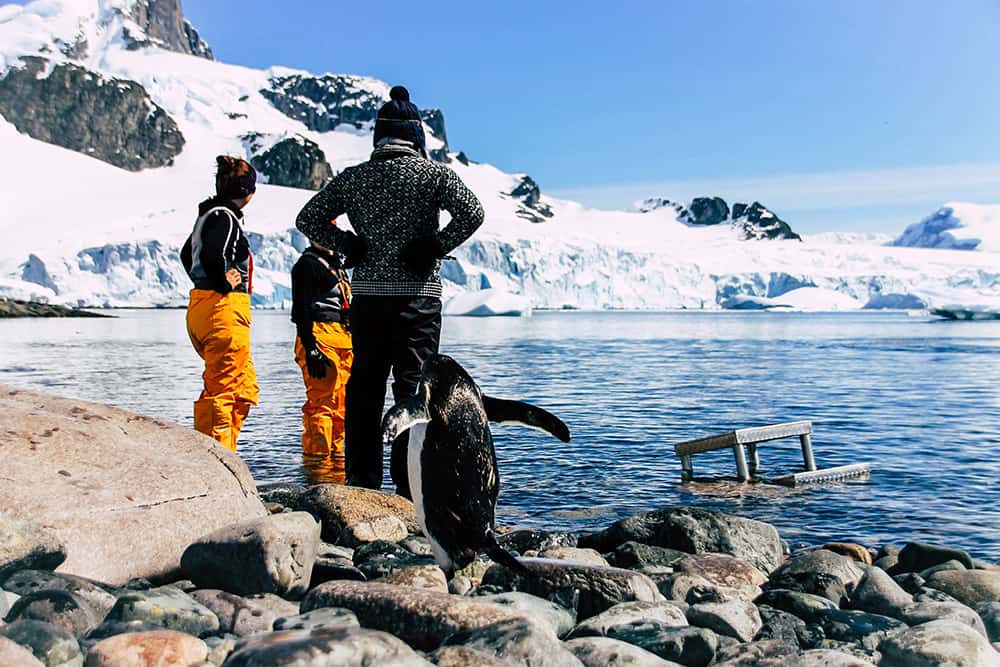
[2,387,999,666]
[0,299,109,318]
[3,487,1000,666]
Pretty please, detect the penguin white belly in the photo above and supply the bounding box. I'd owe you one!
[407,423,454,573]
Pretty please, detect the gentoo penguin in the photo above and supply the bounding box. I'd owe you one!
[381,354,571,577]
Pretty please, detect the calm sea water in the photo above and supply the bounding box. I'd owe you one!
[2,310,999,558]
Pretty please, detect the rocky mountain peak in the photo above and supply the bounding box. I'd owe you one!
[124,0,213,59]
[636,196,801,241]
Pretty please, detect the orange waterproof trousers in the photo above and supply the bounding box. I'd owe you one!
[186,289,259,451]
[295,321,353,481]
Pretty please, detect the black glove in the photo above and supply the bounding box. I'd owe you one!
[400,236,444,278]
[342,232,368,269]
[305,346,332,379]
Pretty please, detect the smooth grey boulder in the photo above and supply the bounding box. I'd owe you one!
[0,386,267,586]
[1,571,116,620]
[539,547,609,567]
[428,645,509,666]
[918,559,967,580]
[578,507,783,574]
[222,626,431,666]
[300,581,523,651]
[674,553,766,589]
[273,607,360,633]
[977,601,1000,642]
[896,542,975,573]
[685,601,761,642]
[205,634,239,665]
[0,513,65,581]
[599,624,718,666]
[399,535,433,557]
[901,601,987,636]
[442,617,583,666]
[658,573,759,605]
[765,550,865,605]
[925,569,1000,607]
[799,648,877,666]
[104,586,220,637]
[479,592,577,637]
[4,589,101,638]
[0,635,44,666]
[295,484,418,543]
[567,600,688,640]
[814,609,906,651]
[847,564,914,618]
[604,542,689,571]
[256,482,308,510]
[755,605,822,649]
[189,590,298,637]
[497,529,578,554]
[564,636,683,666]
[755,589,839,623]
[878,618,1000,666]
[338,515,409,547]
[382,565,448,593]
[181,512,320,599]
[480,558,664,619]
[0,618,82,667]
[352,540,434,580]
[711,639,799,666]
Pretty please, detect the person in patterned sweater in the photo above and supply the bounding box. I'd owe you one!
[295,85,484,496]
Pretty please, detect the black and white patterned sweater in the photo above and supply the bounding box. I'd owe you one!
[295,144,485,298]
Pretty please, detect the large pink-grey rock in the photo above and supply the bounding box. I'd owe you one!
[0,635,45,667]
[878,619,1000,667]
[84,630,208,667]
[925,569,1000,607]
[0,513,65,580]
[0,386,267,586]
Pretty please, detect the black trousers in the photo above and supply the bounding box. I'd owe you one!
[344,295,442,496]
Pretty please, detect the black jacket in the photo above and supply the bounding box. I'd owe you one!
[181,198,252,294]
[291,246,351,346]
[295,143,484,298]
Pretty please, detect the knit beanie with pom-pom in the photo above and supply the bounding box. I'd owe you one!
[373,85,426,152]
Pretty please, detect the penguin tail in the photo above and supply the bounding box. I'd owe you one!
[485,531,531,576]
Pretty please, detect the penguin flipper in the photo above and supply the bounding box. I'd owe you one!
[381,396,430,442]
[482,396,571,442]
[485,531,531,575]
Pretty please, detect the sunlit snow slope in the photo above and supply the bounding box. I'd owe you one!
[0,0,997,311]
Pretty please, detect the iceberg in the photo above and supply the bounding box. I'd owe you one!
[443,289,532,317]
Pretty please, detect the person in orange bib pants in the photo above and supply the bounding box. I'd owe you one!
[292,242,353,482]
[180,155,260,451]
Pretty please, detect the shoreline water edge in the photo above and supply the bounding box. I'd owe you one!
[2,387,999,665]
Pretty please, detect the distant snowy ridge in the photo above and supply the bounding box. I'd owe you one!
[0,0,998,313]
[890,203,1000,252]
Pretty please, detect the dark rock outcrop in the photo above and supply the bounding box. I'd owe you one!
[686,197,730,226]
[509,175,554,222]
[0,57,185,171]
[637,196,801,240]
[243,133,333,190]
[125,0,214,59]
[261,74,390,132]
[731,202,802,241]
[420,108,450,162]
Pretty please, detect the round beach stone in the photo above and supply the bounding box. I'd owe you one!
[590,622,718,666]
[181,512,321,599]
[222,626,431,666]
[0,618,82,667]
[901,601,987,636]
[538,548,609,567]
[567,600,688,640]
[5,589,102,638]
[478,592,576,637]
[256,482,307,510]
[85,630,208,667]
[104,586,220,638]
[204,634,238,665]
[0,513,66,581]
[711,639,799,666]
[658,573,760,605]
[352,541,433,580]
[896,542,975,573]
[847,565,913,619]
[765,550,865,605]
[578,507,783,575]
[272,607,360,633]
[604,542,689,571]
[0,635,45,666]
[977,601,1000,642]
[2,571,117,621]
[338,515,408,548]
[294,484,418,543]
[480,558,663,619]
[755,589,839,623]
[925,569,1000,607]
[188,590,298,637]
[878,618,1000,666]
[755,605,821,649]
[674,553,766,589]
[685,601,761,642]
[0,387,267,586]
[381,565,448,593]
[428,645,508,666]
[398,535,433,557]
[564,636,682,666]
[301,581,523,651]
[496,529,577,555]
[918,559,967,580]
[449,577,474,596]
[442,616,582,666]
[821,543,873,566]
[813,609,906,651]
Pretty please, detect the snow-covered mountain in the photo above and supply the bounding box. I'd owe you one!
[890,203,1000,253]
[1,0,998,311]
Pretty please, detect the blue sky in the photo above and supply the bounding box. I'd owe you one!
[14,0,1000,232]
